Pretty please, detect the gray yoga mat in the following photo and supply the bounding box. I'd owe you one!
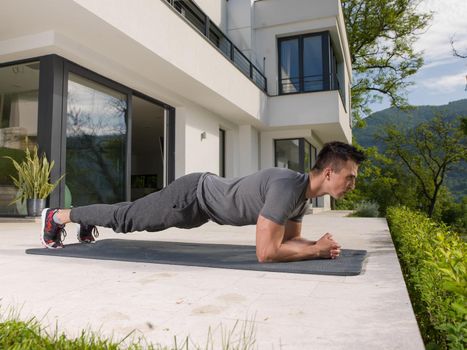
[26,239,367,276]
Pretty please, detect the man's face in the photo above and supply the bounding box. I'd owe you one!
[327,160,359,199]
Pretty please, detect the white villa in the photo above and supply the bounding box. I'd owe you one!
[0,0,352,215]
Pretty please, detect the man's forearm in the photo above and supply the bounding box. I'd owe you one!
[287,237,316,245]
[260,239,320,262]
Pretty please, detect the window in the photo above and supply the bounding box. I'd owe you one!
[274,138,314,173]
[279,38,300,94]
[303,35,323,92]
[0,61,40,216]
[278,32,337,95]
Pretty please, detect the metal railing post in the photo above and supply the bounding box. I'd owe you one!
[230,44,234,61]
[204,16,209,37]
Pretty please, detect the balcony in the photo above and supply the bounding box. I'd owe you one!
[266,89,351,143]
[164,0,267,92]
[280,73,346,112]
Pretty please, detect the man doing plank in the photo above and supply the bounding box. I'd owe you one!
[41,141,364,263]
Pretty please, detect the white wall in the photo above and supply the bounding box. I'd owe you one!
[253,0,339,28]
[267,90,340,126]
[227,0,254,62]
[238,125,259,176]
[174,103,241,179]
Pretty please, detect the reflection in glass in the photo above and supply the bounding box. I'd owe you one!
[275,139,300,172]
[66,73,127,206]
[275,138,314,174]
[303,35,323,91]
[280,38,300,93]
[0,61,39,216]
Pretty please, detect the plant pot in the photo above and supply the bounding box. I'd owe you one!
[26,198,46,217]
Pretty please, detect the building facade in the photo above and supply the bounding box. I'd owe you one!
[0,0,352,216]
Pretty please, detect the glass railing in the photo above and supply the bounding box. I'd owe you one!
[164,0,267,92]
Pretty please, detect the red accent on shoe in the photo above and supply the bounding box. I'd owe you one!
[46,210,54,232]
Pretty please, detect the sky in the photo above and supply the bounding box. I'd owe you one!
[370,0,467,113]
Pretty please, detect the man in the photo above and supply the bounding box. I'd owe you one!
[41,141,365,263]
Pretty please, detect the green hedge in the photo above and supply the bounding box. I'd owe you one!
[387,207,466,349]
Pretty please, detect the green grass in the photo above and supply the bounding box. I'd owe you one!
[0,310,257,350]
[0,318,130,350]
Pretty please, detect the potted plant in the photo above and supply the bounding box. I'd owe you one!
[4,144,64,216]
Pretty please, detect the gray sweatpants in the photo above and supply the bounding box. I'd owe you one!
[70,173,209,233]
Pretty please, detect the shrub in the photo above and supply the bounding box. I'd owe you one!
[0,147,25,185]
[351,200,380,217]
[387,207,467,349]
[3,144,64,203]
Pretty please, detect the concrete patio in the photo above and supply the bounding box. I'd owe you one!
[0,212,424,349]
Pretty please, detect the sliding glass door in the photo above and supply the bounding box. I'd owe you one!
[65,73,127,206]
[0,61,39,215]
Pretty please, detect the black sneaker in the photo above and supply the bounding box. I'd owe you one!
[77,224,99,243]
[41,208,67,249]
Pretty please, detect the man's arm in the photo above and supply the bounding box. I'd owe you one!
[283,220,316,245]
[255,215,341,263]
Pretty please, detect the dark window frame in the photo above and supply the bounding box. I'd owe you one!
[278,31,333,95]
[219,128,226,177]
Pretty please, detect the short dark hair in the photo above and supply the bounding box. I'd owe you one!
[312,141,365,173]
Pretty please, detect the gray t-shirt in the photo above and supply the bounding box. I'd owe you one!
[196,168,309,226]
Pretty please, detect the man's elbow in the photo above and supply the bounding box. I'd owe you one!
[256,249,278,263]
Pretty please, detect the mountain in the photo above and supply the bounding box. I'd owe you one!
[354,99,467,150]
[353,99,467,201]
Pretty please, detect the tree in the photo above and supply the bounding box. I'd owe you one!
[379,115,466,217]
[342,0,432,124]
[337,142,419,215]
[450,35,467,59]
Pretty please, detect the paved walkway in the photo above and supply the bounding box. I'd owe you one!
[0,212,424,349]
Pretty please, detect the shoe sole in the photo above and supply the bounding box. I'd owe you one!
[40,208,63,249]
[76,223,95,244]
